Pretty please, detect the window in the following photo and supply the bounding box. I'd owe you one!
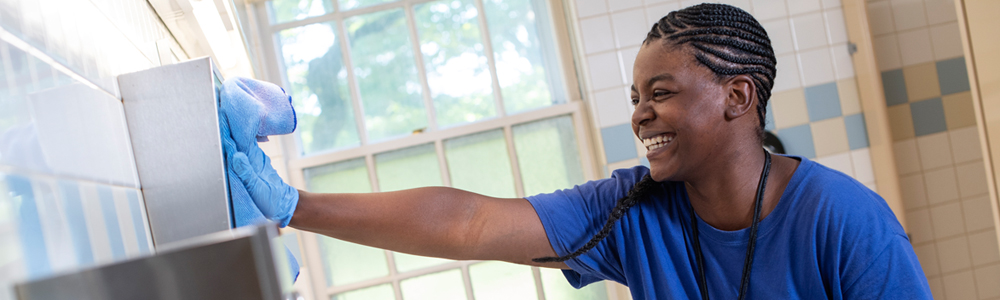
[252,0,609,298]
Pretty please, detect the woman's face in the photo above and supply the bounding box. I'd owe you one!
[630,42,732,182]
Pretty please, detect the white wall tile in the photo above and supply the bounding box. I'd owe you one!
[900,173,928,209]
[928,276,945,300]
[873,34,902,71]
[762,19,795,55]
[916,132,953,171]
[824,9,848,45]
[949,126,982,164]
[79,183,112,264]
[929,22,964,61]
[930,202,965,239]
[894,139,923,175]
[937,236,973,273]
[850,148,875,183]
[867,1,897,35]
[718,0,753,12]
[594,88,631,127]
[962,196,994,232]
[587,52,625,90]
[611,9,649,48]
[830,44,855,80]
[914,243,941,277]
[955,161,988,198]
[580,16,616,54]
[773,53,802,92]
[816,152,854,177]
[620,46,641,83]
[609,0,644,12]
[645,2,682,23]
[820,0,841,9]
[942,269,976,300]
[896,28,934,67]
[787,0,822,15]
[923,167,959,205]
[923,0,957,25]
[791,12,829,50]
[576,0,609,18]
[975,264,1000,298]
[907,208,935,243]
[750,0,788,21]
[968,230,1000,267]
[111,187,138,258]
[31,179,78,273]
[890,0,928,31]
[798,47,835,87]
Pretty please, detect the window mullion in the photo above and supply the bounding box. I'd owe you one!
[461,263,476,300]
[503,125,527,198]
[531,267,547,300]
[404,2,439,131]
[436,139,452,187]
[334,16,371,146]
[472,0,506,117]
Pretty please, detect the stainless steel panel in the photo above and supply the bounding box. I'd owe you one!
[14,225,284,300]
[118,57,231,247]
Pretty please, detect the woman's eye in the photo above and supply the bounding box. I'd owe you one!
[630,97,639,105]
[653,90,671,98]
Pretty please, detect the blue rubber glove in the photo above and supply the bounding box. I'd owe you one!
[229,150,299,228]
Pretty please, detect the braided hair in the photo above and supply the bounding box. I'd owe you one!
[533,3,776,263]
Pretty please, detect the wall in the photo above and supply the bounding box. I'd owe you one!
[0,0,184,298]
[866,0,1000,298]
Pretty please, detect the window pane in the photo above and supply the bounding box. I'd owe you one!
[305,158,371,193]
[374,143,442,192]
[483,0,566,114]
[400,269,467,300]
[339,0,396,11]
[268,0,332,24]
[277,23,361,155]
[393,253,451,273]
[469,261,537,300]
[346,9,428,142]
[512,115,584,196]
[444,130,516,198]
[331,283,395,300]
[414,0,496,128]
[317,236,389,286]
[540,268,608,300]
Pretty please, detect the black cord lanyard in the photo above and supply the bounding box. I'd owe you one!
[690,150,771,300]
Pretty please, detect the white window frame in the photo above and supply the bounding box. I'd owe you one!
[243,0,628,298]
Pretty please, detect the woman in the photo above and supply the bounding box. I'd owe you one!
[230,3,931,299]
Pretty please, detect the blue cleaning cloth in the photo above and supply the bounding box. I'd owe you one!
[219,77,299,281]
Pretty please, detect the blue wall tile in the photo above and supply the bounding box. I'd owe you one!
[7,175,51,278]
[937,57,970,95]
[882,69,908,106]
[805,82,842,122]
[764,101,775,131]
[777,124,816,158]
[126,190,150,255]
[600,124,638,163]
[844,113,869,150]
[58,180,94,265]
[282,231,303,263]
[639,157,650,168]
[97,186,126,260]
[911,98,948,136]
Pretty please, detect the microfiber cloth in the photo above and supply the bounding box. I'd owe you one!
[218,77,299,282]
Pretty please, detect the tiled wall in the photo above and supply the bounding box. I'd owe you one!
[867,0,1000,299]
[0,0,183,298]
[575,0,877,189]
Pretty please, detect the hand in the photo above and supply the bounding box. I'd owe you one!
[229,151,299,227]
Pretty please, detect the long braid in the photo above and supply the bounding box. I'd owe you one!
[532,3,776,264]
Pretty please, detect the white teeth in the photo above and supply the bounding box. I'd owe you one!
[642,134,674,150]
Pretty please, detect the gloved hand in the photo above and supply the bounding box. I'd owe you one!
[228,150,299,228]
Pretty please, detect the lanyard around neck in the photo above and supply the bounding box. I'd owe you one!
[690,150,772,300]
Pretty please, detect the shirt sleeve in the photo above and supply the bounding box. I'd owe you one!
[843,234,932,299]
[525,166,648,287]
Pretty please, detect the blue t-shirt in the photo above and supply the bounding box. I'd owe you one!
[526,157,930,299]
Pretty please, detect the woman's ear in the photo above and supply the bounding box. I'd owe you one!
[724,75,757,120]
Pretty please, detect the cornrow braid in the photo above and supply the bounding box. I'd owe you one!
[532,3,776,264]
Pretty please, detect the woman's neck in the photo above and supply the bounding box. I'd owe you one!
[684,151,799,231]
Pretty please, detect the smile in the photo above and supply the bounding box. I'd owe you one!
[642,133,674,151]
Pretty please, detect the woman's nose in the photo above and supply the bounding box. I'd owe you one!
[631,98,653,126]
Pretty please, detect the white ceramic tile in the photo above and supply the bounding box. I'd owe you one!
[580,16,616,54]
[937,236,973,273]
[906,208,935,243]
[867,1,897,35]
[962,196,994,232]
[923,0,957,25]
[955,161,988,198]
[890,0,928,31]
[797,47,835,87]
[928,276,945,300]
[850,148,875,184]
[864,182,877,193]
[111,187,139,258]
[820,0,841,9]
[824,9,848,45]
[31,179,78,273]
[929,22,965,61]
[576,0,609,19]
[816,152,854,177]
[924,167,960,205]
[914,243,941,277]
[942,269,977,300]
[894,139,922,174]
[930,201,966,239]
[787,0,822,15]
[773,53,802,92]
[916,132,953,171]
[968,230,1000,266]
[762,19,795,55]
[900,173,928,209]
[611,9,649,48]
[750,0,788,21]
[791,12,828,51]
[950,126,983,164]
[679,0,703,8]
[718,0,753,12]
[896,28,934,67]
[873,34,902,71]
[975,264,1000,298]
[79,182,113,264]
[830,43,855,80]
[594,88,632,127]
[609,0,643,12]
[587,52,625,91]
[620,46,641,83]
[645,2,682,23]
